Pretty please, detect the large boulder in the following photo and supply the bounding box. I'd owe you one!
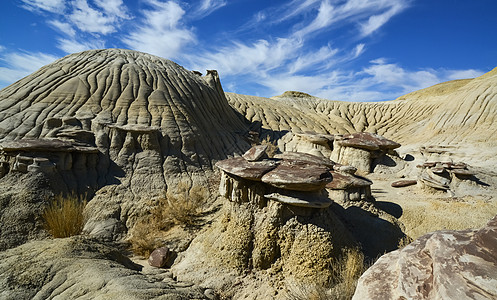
[353,215,497,300]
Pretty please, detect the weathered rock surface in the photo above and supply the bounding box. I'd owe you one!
[353,215,497,300]
[0,49,251,240]
[336,132,401,151]
[391,179,417,187]
[265,191,332,208]
[0,236,206,299]
[261,161,332,192]
[215,157,278,181]
[242,144,268,161]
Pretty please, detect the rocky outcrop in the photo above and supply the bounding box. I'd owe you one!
[353,215,497,300]
[418,161,477,193]
[0,49,252,241]
[0,236,206,299]
[331,132,401,174]
[172,147,406,297]
[326,171,373,202]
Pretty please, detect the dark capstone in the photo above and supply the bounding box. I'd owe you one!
[215,157,278,181]
[261,161,332,191]
[326,172,372,190]
[336,132,401,151]
[242,145,268,162]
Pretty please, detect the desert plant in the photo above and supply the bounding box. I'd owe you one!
[329,248,367,299]
[260,135,278,158]
[157,181,207,227]
[397,235,413,249]
[285,248,368,300]
[129,181,209,257]
[42,193,87,238]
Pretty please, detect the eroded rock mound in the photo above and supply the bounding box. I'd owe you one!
[353,215,497,300]
[0,49,251,241]
[0,236,205,299]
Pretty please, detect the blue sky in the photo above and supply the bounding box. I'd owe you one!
[0,0,496,101]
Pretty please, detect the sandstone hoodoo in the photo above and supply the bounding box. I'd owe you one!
[331,132,401,174]
[418,160,477,192]
[1,48,496,299]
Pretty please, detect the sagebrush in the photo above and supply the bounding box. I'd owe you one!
[286,248,368,300]
[260,135,278,158]
[43,193,87,238]
[129,181,208,257]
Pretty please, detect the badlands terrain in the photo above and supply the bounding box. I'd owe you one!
[0,49,496,299]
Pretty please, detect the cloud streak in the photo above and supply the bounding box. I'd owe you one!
[122,0,196,59]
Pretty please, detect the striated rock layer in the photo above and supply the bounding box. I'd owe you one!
[353,215,497,300]
[226,67,497,158]
[0,49,250,242]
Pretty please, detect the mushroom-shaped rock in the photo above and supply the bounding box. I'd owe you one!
[261,161,332,191]
[391,179,417,188]
[242,145,268,162]
[215,157,278,181]
[326,172,372,190]
[265,192,332,208]
[336,132,401,151]
[274,151,335,168]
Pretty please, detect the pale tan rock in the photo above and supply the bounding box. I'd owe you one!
[0,237,205,299]
[353,215,497,300]
[242,145,268,161]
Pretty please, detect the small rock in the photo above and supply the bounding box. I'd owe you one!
[148,247,172,268]
[391,179,417,188]
[204,288,218,300]
[242,145,268,162]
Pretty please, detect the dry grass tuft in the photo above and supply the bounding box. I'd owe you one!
[329,248,367,300]
[260,135,278,158]
[286,248,368,300]
[397,235,413,249]
[43,193,87,238]
[129,181,209,257]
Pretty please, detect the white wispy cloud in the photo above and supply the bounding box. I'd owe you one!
[192,0,227,19]
[68,0,127,35]
[122,0,196,59]
[360,2,407,36]
[0,50,59,85]
[57,38,106,54]
[48,20,76,37]
[20,0,65,13]
[445,69,484,81]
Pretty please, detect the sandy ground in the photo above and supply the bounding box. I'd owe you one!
[368,144,497,239]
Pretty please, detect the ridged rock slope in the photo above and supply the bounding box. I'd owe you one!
[227,68,497,163]
[0,49,250,241]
